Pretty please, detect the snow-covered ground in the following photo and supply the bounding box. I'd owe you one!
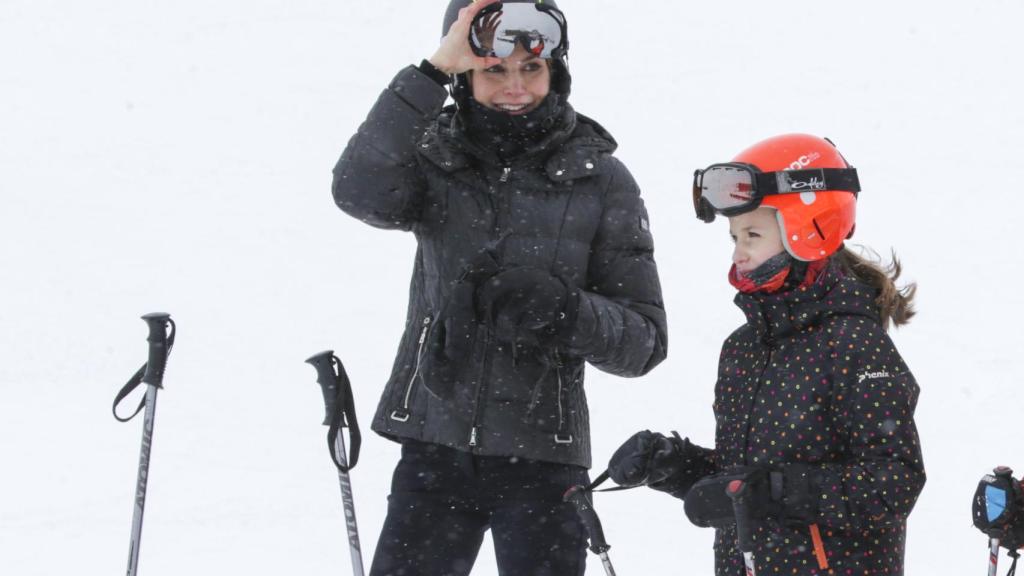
[2,1,1022,573]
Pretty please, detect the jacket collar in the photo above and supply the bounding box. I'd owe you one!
[418,103,617,184]
[734,259,881,344]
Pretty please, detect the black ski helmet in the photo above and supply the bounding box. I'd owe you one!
[440,0,572,102]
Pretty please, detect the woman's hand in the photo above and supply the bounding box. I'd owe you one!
[430,0,503,74]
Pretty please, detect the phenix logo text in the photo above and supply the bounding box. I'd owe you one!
[858,370,891,383]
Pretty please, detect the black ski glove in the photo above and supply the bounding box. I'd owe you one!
[607,430,696,487]
[445,248,504,357]
[475,266,578,347]
[683,464,817,529]
[421,247,503,401]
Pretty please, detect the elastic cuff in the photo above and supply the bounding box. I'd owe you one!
[782,463,817,524]
[418,59,452,87]
[388,65,450,116]
[677,436,711,468]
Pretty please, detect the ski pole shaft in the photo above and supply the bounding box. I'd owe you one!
[598,552,618,576]
[332,430,364,576]
[563,485,617,576]
[990,538,1000,576]
[306,350,365,576]
[126,385,158,576]
[125,313,173,576]
[726,479,757,576]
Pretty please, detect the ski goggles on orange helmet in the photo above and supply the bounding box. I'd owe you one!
[470,2,567,59]
[692,162,861,223]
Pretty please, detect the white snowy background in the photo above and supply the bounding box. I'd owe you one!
[2,0,1022,574]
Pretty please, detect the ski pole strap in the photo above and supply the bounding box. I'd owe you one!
[112,316,176,422]
[325,355,361,472]
[112,365,148,422]
[583,470,653,494]
[563,484,611,555]
[585,471,611,491]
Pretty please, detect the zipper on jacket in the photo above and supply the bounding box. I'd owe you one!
[555,352,565,431]
[553,352,573,444]
[391,315,432,422]
[468,331,492,447]
[468,166,509,445]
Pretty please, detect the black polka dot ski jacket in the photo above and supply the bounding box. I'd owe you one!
[666,260,925,575]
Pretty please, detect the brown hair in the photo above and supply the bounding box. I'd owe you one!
[833,245,917,330]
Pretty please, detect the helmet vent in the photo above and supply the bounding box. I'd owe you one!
[813,218,826,241]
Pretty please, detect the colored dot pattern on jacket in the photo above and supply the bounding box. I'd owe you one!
[702,261,925,575]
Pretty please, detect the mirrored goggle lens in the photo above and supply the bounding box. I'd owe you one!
[699,165,758,213]
[471,3,564,59]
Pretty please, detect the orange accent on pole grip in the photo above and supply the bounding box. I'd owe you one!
[809,524,829,570]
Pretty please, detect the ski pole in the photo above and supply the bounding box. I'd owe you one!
[564,484,617,576]
[726,479,757,576]
[989,537,1001,576]
[112,312,175,576]
[306,350,364,576]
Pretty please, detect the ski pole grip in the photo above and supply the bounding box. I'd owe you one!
[563,485,610,554]
[305,350,338,426]
[995,466,1015,479]
[726,479,755,553]
[141,312,172,388]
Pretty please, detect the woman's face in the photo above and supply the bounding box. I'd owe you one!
[728,207,786,274]
[470,43,551,115]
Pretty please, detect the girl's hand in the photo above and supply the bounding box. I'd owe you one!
[429,0,503,74]
[608,430,689,486]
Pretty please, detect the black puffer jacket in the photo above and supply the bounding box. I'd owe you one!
[332,66,667,468]
[659,261,925,575]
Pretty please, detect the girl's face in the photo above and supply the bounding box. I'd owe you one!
[470,44,551,115]
[728,207,786,274]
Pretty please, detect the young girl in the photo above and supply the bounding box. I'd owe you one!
[607,134,925,575]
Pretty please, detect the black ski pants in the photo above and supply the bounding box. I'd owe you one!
[369,439,589,576]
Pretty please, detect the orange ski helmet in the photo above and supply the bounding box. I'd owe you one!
[694,134,860,261]
[731,134,858,261]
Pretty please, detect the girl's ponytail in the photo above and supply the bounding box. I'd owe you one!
[833,246,917,330]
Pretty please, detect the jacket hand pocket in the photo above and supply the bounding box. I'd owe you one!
[523,365,570,435]
[421,283,478,402]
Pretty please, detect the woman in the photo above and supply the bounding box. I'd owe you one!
[607,134,925,575]
[331,1,667,573]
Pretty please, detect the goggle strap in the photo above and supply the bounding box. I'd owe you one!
[754,168,861,197]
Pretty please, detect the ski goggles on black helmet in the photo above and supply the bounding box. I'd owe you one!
[692,162,861,223]
[470,2,568,60]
